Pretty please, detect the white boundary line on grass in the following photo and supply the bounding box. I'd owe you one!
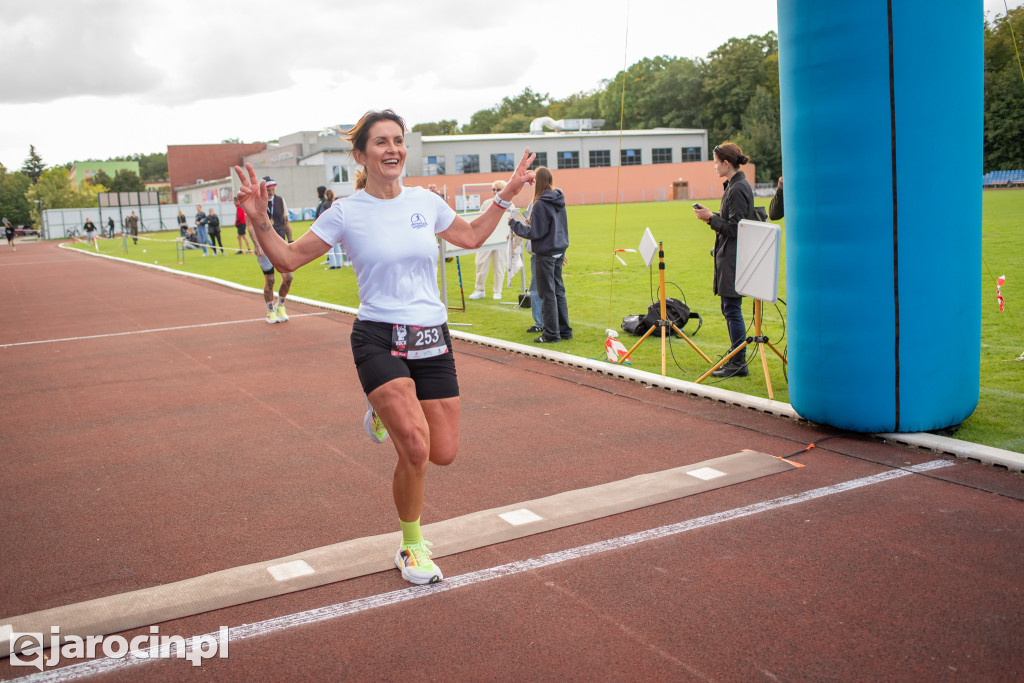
[57,244,1024,473]
[12,459,954,681]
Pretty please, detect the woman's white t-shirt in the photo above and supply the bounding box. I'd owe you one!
[310,186,457,326]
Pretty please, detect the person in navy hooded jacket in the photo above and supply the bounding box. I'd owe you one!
[509,166,572,343]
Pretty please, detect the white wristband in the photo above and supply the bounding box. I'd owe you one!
[492,195,512,210]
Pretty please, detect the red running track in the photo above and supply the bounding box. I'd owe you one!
[1,240,1022,681]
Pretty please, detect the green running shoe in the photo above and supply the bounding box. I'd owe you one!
[363,395,388,443]
[395,540,442,585]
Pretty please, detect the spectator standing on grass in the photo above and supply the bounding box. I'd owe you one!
[234,198,252,254]
[194,204,210,256]
[126,211,140,245]
[255,176,293,323]
[4,218,15,251]
[693,141,754,378]
[107,216,115,238]
[508,166,572,343]
[469,180,511,301]
[504,205,543,330]
[177,210,188,238]
[525,241,544,332]
[324,189,348,269]
[317,185,333,266]
[83,217,98,247]
[315,185,330,219]
[207,208,223,254]
[234,109,536,585]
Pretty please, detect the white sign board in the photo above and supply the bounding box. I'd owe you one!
[639,227,658,267]
[735,219,781,303]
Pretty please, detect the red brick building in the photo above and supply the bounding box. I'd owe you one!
[167,143,267,202]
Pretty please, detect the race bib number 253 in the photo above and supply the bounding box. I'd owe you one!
[391,324,448,359]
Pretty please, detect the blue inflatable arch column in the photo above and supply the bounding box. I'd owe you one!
[778,0,982,432]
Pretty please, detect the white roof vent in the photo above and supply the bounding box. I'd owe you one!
[529,118,605,134]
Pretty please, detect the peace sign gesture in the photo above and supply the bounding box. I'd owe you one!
[503,148,537,196]
[233,162,268,225]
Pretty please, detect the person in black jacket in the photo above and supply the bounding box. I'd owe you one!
[508,166,572,343]
[314,185,330,219]
[206,209,223,254]
[693,142,754,377]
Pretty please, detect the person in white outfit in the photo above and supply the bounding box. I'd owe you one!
[234,109,535,586]
[469,180,512,300]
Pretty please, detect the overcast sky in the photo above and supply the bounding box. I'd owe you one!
[1,0,1019,171]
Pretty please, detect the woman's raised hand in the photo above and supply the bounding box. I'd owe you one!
[506,148,537,193]
[233,163,268,222]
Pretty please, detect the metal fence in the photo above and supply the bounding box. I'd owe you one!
[39,202,324,240]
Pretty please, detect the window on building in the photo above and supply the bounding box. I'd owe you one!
[529,152,547,170]
[455,154,480,174]
[557,151,580,170]
[589,150,611,167]
[620,149,642,166]
[490,153,515,173]
[423,156,445,176]
[681,147,701,162]
[652,148,673,164]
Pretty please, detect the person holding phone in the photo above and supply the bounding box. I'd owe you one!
[693,142,754,378]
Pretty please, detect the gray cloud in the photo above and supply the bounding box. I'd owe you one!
[0,0,549,106]
[0,0,164,102]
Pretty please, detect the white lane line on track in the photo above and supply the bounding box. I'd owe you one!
[19,459,953,682]
[0,259,82,267]
[0,313,328,348]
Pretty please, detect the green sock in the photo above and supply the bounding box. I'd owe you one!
[400,518,423,547]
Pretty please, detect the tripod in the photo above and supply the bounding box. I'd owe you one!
[695,299,788,398]
[616,242,711,375]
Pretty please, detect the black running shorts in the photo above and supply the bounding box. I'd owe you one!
[350,319,459,400]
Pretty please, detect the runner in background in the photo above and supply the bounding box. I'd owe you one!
[4,218,15,251]
[234,198,252,254]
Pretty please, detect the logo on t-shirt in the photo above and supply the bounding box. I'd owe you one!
[410,213,428,229]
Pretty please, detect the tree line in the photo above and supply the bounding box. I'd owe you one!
[416,13,1023,180]
[0,148,166,227]
[414,32,783,182]
[415,32,782,181]
[984,9,1024,171]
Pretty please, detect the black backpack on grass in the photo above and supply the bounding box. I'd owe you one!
[622,298,702,337]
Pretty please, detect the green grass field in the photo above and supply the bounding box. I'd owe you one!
[72,191,1024,453]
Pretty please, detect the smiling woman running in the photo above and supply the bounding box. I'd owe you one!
[235,109,535,585]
